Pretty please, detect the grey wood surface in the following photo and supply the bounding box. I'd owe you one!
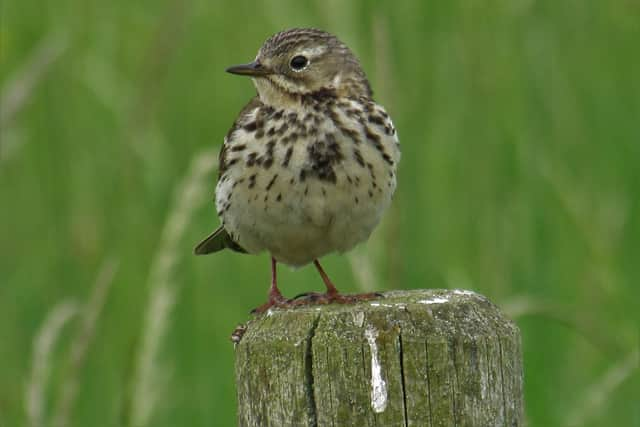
[235,289,523,426]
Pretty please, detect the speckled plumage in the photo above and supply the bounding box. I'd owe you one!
[195,28,400,311]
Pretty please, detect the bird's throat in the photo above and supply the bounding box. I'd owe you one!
[253,76,303,108]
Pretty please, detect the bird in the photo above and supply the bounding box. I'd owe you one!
[194,28,400,313]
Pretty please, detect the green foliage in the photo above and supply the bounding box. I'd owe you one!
[1,1,638,426]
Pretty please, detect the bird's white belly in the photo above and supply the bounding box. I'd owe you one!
[217,162,394,266]
[215,99,399,266]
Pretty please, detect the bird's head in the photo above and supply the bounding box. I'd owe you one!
[226,28,371,105]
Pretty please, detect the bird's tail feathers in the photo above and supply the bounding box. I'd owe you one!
[194,226,246,255]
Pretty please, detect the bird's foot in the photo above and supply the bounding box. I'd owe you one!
[252,291,385,314]
[251,293,290,314]
[291,290,384,306]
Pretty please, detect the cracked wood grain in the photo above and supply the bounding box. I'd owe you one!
[234,289,524,426]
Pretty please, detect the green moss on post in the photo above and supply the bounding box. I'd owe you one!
[234,289,524,426]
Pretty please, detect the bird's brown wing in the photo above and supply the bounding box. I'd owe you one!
[194,97,263,256]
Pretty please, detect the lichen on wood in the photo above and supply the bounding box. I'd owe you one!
[235,289,524,426]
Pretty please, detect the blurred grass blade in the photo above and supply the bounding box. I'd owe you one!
[501,295,623,354]
[0,33,68,129]
[25,300,78,427]
[347,250,379,292]
[51,258,119,427]
[565,349,639,426]
[128,147,218,427]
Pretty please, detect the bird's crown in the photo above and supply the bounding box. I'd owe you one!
[227,28,372,104]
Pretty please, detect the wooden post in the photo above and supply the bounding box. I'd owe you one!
[234,289,524,426]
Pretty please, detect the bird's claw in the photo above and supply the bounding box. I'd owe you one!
[252,291,384,314]
[250,293,289,314]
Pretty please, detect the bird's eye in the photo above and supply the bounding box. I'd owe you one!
[289,55,308,71]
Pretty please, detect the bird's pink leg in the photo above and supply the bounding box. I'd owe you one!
[252,257,288,313]
[299,259,381,304]
[268,257,286,301]
[313,259,339,296]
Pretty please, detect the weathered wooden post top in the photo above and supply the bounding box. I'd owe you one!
[234,289,524,426]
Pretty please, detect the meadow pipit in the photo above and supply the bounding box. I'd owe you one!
[195,28,400,313]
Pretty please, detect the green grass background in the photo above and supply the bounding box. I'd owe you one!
[1,1,638,426]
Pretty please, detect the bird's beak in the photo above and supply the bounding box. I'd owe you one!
[226,61,271,77]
